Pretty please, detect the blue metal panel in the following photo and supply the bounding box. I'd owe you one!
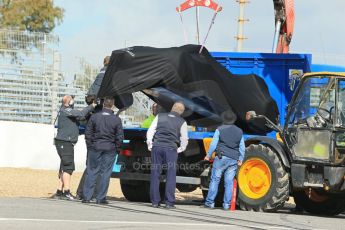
[188,131,214,139]
[311,64,345,72]
[125,127,148,131]
[123,127,214,140]
[122,53,313,141]
[211,52,312,126]
[122,129,276,143]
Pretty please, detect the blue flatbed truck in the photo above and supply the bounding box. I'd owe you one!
[113,54,345,215]
[111,51,312,204]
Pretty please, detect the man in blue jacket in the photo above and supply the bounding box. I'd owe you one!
[204,111,245,210]
[82,97,124,204]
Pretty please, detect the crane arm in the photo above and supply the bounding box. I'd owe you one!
[273,0,295,53]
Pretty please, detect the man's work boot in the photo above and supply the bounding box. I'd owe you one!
[165,204,176,209]
[152,203,161,208]
[203,204,214,209]
[76,194,83,200]
[96,199,109,205]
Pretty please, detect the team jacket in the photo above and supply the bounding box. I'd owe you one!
[55,105,94,143]
[85,108,124,152]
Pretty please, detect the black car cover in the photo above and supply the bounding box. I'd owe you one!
[97,45,279,134]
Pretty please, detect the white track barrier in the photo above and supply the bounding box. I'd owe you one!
[0,121,87,171]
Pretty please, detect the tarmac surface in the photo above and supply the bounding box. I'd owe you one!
[0,198,344,230]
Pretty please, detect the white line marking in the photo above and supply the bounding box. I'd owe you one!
[0,217,321,229]
[266,227,297,230]
[0,218,233,227]
[267,226,326,230]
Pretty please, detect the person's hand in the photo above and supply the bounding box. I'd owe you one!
[147,140,152,151]
[177,147,183,153]
[204,156,210,161]
[237,160,242,166]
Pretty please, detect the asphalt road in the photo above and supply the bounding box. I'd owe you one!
[0,198,344,230]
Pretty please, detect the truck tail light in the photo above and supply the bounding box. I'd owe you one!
[120,149,133,156]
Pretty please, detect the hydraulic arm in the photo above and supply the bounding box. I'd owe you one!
[272,0,295,53]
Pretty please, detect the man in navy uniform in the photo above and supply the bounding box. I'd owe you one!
[82,97,123,204]
[204,111,245,210]
[146,102,189,209]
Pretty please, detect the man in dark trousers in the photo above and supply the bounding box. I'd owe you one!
[146,102,189,209]
[204,111,245,210]
[76,95,100,200]
[54,95,95,200]
[82,97,123,204]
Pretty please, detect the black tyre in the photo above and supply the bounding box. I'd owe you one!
[237,144,289,211]
[120,180,151,202]
[177,184,198,193]
[120,180,166,203]
[118,155,152,202]
[293,190,345,216]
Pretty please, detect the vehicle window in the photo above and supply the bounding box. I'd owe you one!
[336,80,345,126]
[288,76,335,126]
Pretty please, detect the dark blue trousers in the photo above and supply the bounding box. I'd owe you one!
[83,148,117,201]
[150,146,178,206]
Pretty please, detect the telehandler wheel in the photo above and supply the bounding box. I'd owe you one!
[293,190,345,216]
[237,144,289,211]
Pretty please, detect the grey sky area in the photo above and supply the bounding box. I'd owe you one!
[53,0,345,79]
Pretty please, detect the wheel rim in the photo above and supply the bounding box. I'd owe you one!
[238,158,272,199]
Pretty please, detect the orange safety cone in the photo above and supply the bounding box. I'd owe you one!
[230,179,237,211]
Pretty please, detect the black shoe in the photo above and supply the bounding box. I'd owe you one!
[61,190,75,201]
[165,204,176,209]
[203,204,214,209]
[51,190,63,199]
[152,203,161,208]
[82,199,90,203]
[76,194,83,200]
[96,199,109,205]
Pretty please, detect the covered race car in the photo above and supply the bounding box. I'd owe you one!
[97,45,279,134]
